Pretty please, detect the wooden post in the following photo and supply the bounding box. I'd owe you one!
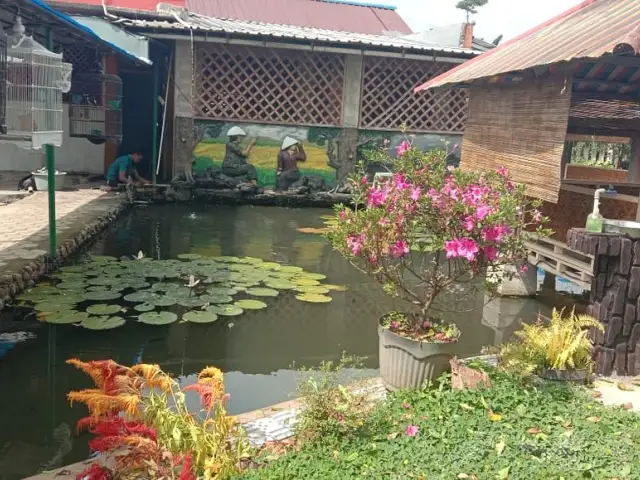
[627,136,640,183]
[561,141,573,180]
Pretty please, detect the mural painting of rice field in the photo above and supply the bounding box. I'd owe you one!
[193,120,463,187]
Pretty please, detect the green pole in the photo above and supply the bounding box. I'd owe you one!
[45,28,56,256]
[151,59,159,184]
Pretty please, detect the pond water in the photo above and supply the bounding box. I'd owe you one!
[0,204,585,479]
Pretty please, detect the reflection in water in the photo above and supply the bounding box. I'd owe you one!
[0,205,583,479]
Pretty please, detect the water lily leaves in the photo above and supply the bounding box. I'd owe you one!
[83,291,122,301]
[60,265,86,273]
[42,311,89,324]
[124,291,157,303]
[264,280,297,290]
[296,285,330,295]
[206,287,238,296]
[183,311,218,324]
[87,277,120,286]
[295,293,332,303]
[134,303,156,313]
[151,296,178,308]
[206,305,244,317]
[138,312,178,325]
[280,266,303,273]
[91,255,118,264]
[246,288,279,297]
[56,282,86,290]
[86,304,122,315]
[177,297,207,308]
[234,299,267,310]
[257,262,281,271]
[239,256,263,264]
[215,256,240,263]
[296,272,327,281]
[323,284,348,292]
[294,278,320,286]
[80,316,126,330]
[202,293,234,304]
[35,301,73,313]
[178,253,202,261]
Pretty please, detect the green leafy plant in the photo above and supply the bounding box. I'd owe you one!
[499,308,604,375]
[293,354,372,442]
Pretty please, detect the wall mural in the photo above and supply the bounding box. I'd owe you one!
[192,120,461,189]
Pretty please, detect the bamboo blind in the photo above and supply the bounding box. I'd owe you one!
[461,77,571,203]
[195,44,345,126]
[359,57,467,133]
[570,94,640,121]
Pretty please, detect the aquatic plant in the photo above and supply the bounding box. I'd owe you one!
[326,142,550,341]
[67,359,251,479]
[16,254,346,330]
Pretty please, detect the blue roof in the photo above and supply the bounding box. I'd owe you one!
[27,0,152,65]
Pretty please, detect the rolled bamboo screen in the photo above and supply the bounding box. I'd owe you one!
[460,77,571,203]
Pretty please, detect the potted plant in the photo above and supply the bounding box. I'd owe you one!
[325,139,548,390]
[499,308,603,382]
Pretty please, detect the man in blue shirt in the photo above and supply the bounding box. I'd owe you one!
[106,152,149,188]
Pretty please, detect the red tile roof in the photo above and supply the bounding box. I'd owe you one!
[49,0,411,35]
[415,0,640,92]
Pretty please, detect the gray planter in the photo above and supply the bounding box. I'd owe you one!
[540,367,588,383]
[378,324,458,391]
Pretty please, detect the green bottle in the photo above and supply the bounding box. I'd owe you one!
[585,190,604,233]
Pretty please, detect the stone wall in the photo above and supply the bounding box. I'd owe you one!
[567,228,640,376]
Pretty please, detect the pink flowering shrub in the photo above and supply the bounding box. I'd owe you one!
[326,141,550,342]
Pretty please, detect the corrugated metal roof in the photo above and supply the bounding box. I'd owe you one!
[185,0,411,35]
[120,8,479,57]
[415,0,640,92]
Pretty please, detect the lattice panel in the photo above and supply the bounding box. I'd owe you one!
[57,46,101,75]
[360,57,468,133]
[195,44,345,126]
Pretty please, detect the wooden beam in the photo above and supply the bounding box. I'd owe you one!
[566,133,631,143]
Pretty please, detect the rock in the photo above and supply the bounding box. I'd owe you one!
[624,303,636,336]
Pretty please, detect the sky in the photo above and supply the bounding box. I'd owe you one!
[362,0,585,42]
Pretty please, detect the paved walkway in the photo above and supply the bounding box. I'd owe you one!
[0,190,125,273]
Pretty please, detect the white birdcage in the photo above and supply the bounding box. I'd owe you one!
[3,17,64,149]
[69,71,122,142]
[0,31,7,135]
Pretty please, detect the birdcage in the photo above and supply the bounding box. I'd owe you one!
[4,17,64,149]
[69,72,123,142]
[0,31,7,135]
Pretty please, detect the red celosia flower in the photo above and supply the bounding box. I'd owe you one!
[178,454,196,480]
[75,463,113,480]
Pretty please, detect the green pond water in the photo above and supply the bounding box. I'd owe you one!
[0,204,583,479]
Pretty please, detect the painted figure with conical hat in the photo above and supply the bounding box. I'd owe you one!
[276,136,307,191]
[222,126,258,185]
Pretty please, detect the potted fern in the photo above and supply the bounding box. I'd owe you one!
[499,308,604,382]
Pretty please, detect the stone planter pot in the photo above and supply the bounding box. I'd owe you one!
[378,322,458,391]
[540,367,588,383]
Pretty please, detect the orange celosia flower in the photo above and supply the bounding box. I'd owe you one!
[66,359,127,391]
[131,364,174,392]
[68,390,141,419]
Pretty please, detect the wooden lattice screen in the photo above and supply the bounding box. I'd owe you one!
[461,77,571,203]
[359,57,467,133]
[195,44,345,126]
[56,46,102,74]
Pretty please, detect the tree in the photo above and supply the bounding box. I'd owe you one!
[456,0,488,23]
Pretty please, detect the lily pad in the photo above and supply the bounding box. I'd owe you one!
[178,253,202,261]
[87,278,121,286]
[83,291,122,301]
[123,291,157,303]
[151,296,178,307]
[215,256,241,263]
[296,272,327,281]
[42,311,89,324]
[206,305,244,317]
[264,280,297,290]
[246,288,279,297]
[295,293,332,303]
[80,316,126,330]
[202,293,234,304]
[138,311,178,325]
[296,285,330,294]
[323,284,348,292]
[280,266,304,273]
[257,262,281,271]
[91,255,118,263]
[294,278,320,286]
[56,282,86,290]
[134,303,156,313]
[35,301,73,313]
[177,297,207,308]
[234,299,268,310]
[206,287,238,296]
[183,311,218,324]
[86,304,122,315]
[60,265,86,273]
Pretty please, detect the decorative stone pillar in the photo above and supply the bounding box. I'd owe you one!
[567,228,640,376]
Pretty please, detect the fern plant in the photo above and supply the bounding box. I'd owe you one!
[499,308,604,375]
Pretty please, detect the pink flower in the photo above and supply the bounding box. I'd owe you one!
[532,209,543,223]
[410,186,421,201]
[481,225,511,243]
[506,181,514,192]
[520,264,529,273]
[390,321,399,330]
[346,235,364,256]
[458,238,479,261]
[447,165,456,172]
[360,176,369,185]
[453,144,459,151]
[378,218,390,226]
[406,425,419,437]
[462,216,475,232]
[444,239,461,259]
[390,240,410,258]
[422,321,432,330]
[475,205,493,221]
[393,173,411,191]
[484,246,499,261]
[339,211,348,220]
[367,188,388,207]
[497,167,509,178]
[395,140,411,157]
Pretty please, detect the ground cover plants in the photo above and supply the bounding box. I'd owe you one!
[237,364,640,479]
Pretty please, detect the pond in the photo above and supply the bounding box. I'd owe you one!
[0,204,584,479]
